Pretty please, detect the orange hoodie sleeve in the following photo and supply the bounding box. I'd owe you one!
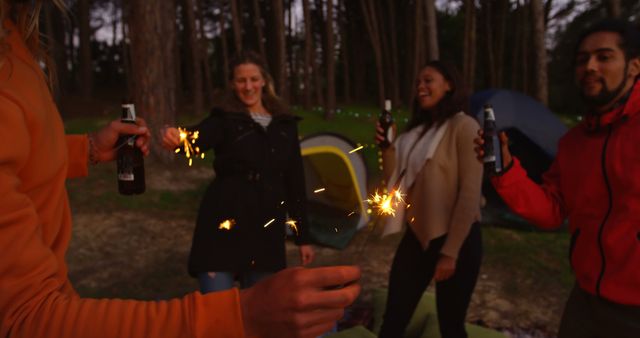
[0,96,246,337]
[66,135,89,178]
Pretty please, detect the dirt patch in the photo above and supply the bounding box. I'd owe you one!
[66,161,564,337]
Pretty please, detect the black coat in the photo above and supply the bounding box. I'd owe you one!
[186,109,310,276]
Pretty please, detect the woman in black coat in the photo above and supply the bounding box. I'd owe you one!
[161,51,315,293]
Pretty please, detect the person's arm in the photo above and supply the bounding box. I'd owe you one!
[440,117,484,259]
[65,135,89,178]
[161,113,224,154]
[375,122,396,182]
[492,156,566,230]
[0,97,245,338]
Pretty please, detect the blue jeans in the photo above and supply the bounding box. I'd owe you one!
[198,271,273,294]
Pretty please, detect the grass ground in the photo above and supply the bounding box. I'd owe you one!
[64,104,572,336]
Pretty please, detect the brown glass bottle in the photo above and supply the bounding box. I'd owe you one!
[117,101,145,195]
[378,99,395,149]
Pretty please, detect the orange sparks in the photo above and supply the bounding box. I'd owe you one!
[366,189,405,217]
[313,188,326,193]
[286,219,299,235]
[176,127,204,166]
[263,218,276,228]
[349,145,364,154]
[218,219,236,230]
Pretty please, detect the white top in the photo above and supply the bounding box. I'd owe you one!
[250,112,272,129]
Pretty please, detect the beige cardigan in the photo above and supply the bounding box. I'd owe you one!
[382,113,483,258]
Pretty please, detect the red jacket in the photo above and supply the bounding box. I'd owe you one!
[492,80,640,306]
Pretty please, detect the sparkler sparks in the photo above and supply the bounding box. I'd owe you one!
[263,218,276,228]
[176,127,204,166]
[366,189,406,217]
[313,188,326,193]
[218,219,236,230]
[286,219,299,235]
[349,145,364,154]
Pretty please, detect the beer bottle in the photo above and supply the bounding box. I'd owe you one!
[482,104,503,176]
[117,100,145,195]
[378,99,395,149]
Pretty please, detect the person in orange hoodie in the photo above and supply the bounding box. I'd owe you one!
[0,1,361,338]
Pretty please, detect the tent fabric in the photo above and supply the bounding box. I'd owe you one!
[470,89,567,158]
[300,133,370,249]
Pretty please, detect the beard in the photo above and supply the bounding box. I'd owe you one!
[579,65,629,111]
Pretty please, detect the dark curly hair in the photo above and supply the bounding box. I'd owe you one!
[406,60,470,131]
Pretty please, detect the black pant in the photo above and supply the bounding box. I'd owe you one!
[379,223,482,338]
[558,284,640,338]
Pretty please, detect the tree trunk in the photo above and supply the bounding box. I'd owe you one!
[272,0,286,96]
[252,0,267,61]
[385,0,400,106]
[184,0,203,115]
[129,0,177,162]
[312,0,325,107]
[198,0,213,104]
[424,0,439,61]
[230,0,242,53]
[359,0,385,107]
[481,0,496,87]
[324,0,336,119]
[606,0,621,18]
[531,0,548,105]
[122,0,133,97]
[302,0,312,110]
[218,9,230,88]
[339,0,351,104]
[78,0,93,97]
[463,0,476,90]
[494,0,508,87]
[409,0,424,106]
[521,3,530,94]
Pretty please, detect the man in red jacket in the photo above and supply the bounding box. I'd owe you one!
[476,20,640,338]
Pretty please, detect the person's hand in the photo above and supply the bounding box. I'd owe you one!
[434,254,457,282]
[374,121,396,147]
[90,118,151,163]
[240,266,361,338]
[473,129,513,168]
[299,245,315,266]
[160,126,181,150]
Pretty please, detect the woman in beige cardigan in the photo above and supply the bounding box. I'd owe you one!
[376,60,483,338]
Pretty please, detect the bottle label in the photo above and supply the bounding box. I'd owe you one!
[118,172,135,181]
[386,128,395,143]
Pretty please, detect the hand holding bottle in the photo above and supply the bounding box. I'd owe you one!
[474,130,512,170]
[89,118,150,163]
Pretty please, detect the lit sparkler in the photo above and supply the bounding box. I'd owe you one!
[218,219,236,230]
[285,219,299,235]
[366,189,405,217]
[175,127,204,166]
[349,145,364,154]
[263,218,276,228]
[313,188,326,193]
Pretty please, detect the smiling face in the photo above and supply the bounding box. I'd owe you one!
[416,66,452,111]
[575,31,640,111]
[231,63,266,111]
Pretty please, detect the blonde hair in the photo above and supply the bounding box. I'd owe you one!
[1,0,67,88]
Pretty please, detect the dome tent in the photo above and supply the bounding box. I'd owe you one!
[300,133,370,249]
